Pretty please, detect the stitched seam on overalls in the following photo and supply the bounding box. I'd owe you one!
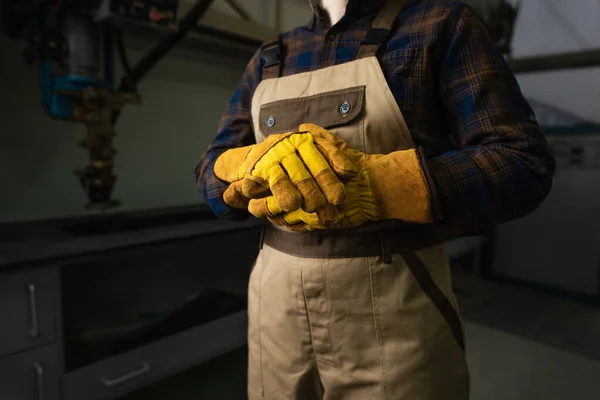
[368,256,388,399]
[300,269,325,380]
[317,263,337,369]
[259,85,365,107]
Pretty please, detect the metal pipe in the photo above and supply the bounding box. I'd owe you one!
[115,29,132,76]
[61,12,101,78]
[508,49,600,74]
[118,0,216,93]
[112,0,215,126]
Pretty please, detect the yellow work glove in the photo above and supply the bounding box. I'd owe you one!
[250,124,435,232]
[214,130,357,213]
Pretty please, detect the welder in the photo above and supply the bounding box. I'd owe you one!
[196,0,555,398]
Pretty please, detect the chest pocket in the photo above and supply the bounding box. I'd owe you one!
[258,86,366,151]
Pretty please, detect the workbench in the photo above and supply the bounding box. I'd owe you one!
[0,206,263,400]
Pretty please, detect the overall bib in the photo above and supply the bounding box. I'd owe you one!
[247,1,470,398]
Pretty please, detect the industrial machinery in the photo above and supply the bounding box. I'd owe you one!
[1,0,220,211]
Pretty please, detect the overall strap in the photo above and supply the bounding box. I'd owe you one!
[357,0,412,59]
[260,35,282,80]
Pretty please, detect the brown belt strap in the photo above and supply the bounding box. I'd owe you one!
[262,224,445,261]
[357,0,413,59]
[403,252,465,350]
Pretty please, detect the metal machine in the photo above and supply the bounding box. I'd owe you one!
[2,0,220,211]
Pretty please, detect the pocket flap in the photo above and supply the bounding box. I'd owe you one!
[258,86,365,137]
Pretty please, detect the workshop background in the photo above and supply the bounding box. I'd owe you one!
[0,1,599,400]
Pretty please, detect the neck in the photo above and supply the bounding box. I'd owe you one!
[321,0,349,26]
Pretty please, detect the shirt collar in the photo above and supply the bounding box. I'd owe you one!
[307,0,389,32]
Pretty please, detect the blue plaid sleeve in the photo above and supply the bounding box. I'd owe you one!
[426,4,556,237]
[195,50,262,220]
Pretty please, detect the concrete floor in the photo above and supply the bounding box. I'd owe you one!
[118,320,600,400]
[466,321,600,400]
[119,270,600,400]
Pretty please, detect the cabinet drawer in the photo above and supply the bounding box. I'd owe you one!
[0,268,58,357]
[0,344,61,400]
[64,311,247,400]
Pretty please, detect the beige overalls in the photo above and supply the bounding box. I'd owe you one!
[247,1,470,398]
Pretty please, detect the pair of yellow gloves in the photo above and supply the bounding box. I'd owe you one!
[214,123,434,232]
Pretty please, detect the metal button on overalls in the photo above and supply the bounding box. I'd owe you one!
[339,101,351,115]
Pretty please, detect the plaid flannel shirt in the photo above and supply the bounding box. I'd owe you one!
[195,0,555,237]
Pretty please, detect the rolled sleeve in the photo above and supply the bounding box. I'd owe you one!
[195,50,262,220]
[426,4,556,237]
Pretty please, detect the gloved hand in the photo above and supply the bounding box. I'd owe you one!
[249,124,436,231]
[214,130,357,213]
[248,169,375,231]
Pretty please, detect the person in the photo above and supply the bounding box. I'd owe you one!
[195,0,555,398]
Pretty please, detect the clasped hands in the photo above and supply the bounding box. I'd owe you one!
[214,123,434,232]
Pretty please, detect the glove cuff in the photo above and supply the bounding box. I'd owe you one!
[366,148,435,224]
[341,168,379,226]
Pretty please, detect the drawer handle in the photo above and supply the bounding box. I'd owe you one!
[100,362,151,387]
[34,362,45,400]
[28,284,39,337]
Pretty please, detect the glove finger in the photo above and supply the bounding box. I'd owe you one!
[241,135,296,200]
[268,210,325,232]
[268,216,310,232]
[243,131,297,171]
[267,215,287,227]
[298,123,358,179]
[312,137,358,179]
[223,180,250,209]
[315,204,349,228]
[241,175,271,199]
[279,153,326,213]
[292,141,347,207]
[248,196,283,218]
[285,209,326,230]
[244,165,302,212]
